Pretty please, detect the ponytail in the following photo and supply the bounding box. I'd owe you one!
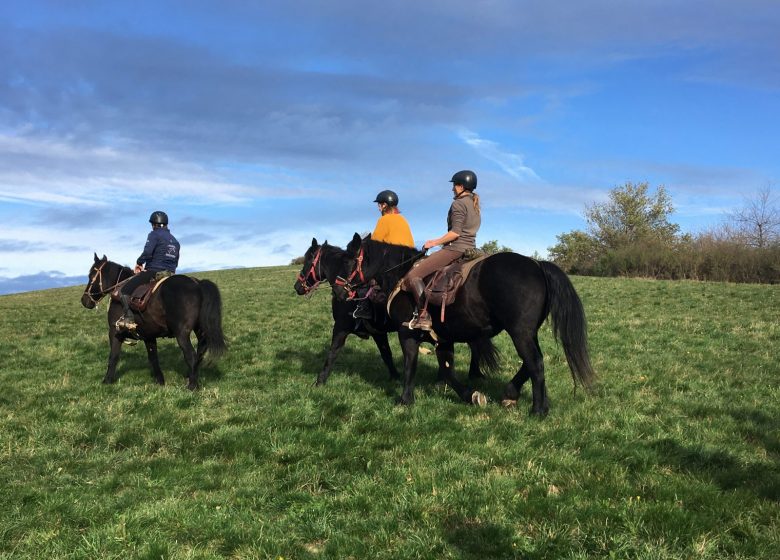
[472,192,480,215]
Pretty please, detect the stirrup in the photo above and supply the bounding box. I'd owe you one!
[404,311,433,331]
[115,316,137,332]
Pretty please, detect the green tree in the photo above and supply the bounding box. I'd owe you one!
[586,181,680,249]
[548,230,601,274]
[478,240,512,255]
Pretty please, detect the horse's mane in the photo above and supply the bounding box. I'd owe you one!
[359,239,423,289]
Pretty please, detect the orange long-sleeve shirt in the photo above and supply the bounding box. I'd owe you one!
[372,213,415,248]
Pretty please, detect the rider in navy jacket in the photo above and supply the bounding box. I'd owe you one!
[115,211,180,332]
[137,225,180,273]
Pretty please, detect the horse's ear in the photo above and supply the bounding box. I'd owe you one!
[311,237,318,247]
[94,252,99,262]
[102,254,107,261]
[347,232,361,255]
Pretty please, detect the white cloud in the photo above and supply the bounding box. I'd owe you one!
[458,129,541,182]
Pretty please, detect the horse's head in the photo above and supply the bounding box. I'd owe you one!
[81,253,133,309]
[294,238,328,296]
[81,253,109,309]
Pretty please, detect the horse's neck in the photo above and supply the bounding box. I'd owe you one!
[321,246,348,282]
[108,262,133,283]
[364,241,417,285]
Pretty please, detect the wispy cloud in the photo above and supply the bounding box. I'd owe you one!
[458,129,541,182]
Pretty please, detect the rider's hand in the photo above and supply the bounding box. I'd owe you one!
[134,264,143,274]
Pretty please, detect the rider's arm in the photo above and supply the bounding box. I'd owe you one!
[423,230,459,250]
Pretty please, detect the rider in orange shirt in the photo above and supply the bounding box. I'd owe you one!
[353,190,415,320]
[371,190,415,248]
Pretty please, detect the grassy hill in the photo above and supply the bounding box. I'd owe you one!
[0,265,777,559]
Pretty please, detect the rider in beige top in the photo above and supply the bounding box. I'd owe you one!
[404,170,480,331]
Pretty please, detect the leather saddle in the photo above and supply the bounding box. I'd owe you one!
[386,254,489,325]
[111,274,172,313]
[422,254,488,322]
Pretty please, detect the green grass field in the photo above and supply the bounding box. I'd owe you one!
[0,266,777,559]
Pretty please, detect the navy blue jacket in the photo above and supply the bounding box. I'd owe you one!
[137,227,180,272]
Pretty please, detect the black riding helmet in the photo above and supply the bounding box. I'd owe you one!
[449,170,477,191]
[149,211,169,226]
[373,190,399,206]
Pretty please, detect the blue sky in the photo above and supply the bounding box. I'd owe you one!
[1,1,778,294]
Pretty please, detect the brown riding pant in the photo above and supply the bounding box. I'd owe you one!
[403,248,463,287]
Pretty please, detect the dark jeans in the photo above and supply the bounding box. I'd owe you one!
[120,270,157,295]
[403,248,462,284]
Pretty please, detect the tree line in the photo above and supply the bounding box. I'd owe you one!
[547,182,779,284]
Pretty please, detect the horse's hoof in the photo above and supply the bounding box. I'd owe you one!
[471,391,487,407]
[501,399,517,408]
[102,377,116,385]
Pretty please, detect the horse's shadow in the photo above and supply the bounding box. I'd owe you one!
[103,341,224,386]
[275,340,518,404]
[650,407,779,502]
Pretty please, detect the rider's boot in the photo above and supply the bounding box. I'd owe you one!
[115,294,138,332]
[404,277,433,331]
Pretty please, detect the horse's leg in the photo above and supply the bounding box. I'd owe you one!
[175,330,199,390]
[144,338,165,385]
[435,340,486,406]
[316,326,349,386]
[371,332,399,380]
[467,340,485,379]
[398,330,423,405]
[504,330,548,416]
[102,333,123,384]
[195,330,207,368]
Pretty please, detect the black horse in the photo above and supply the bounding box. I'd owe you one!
[294,238,496,391]
[81,253,227,389]
[341,234,595,414]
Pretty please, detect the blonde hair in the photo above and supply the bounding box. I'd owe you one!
[471,192,481,215]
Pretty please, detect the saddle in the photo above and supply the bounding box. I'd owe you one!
[386,254,489,325]
[423,255,488,322]
[111,273,173,313]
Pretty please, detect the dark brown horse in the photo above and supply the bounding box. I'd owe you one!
[294,238,497,390]
[340,235,595,415]
[81,254,227,389]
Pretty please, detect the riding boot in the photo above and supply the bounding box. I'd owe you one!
[115,294,138,332]
[405,277,433,331]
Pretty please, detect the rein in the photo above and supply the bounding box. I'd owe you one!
[83,261,132,305]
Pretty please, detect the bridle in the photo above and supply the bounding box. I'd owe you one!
[82,260,132,306]
[296,246,325,296]
[335,245,365,299]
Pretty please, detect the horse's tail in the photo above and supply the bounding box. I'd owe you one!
[539,261,595,390]
[472,336,500,376]
[198,279,228,360]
